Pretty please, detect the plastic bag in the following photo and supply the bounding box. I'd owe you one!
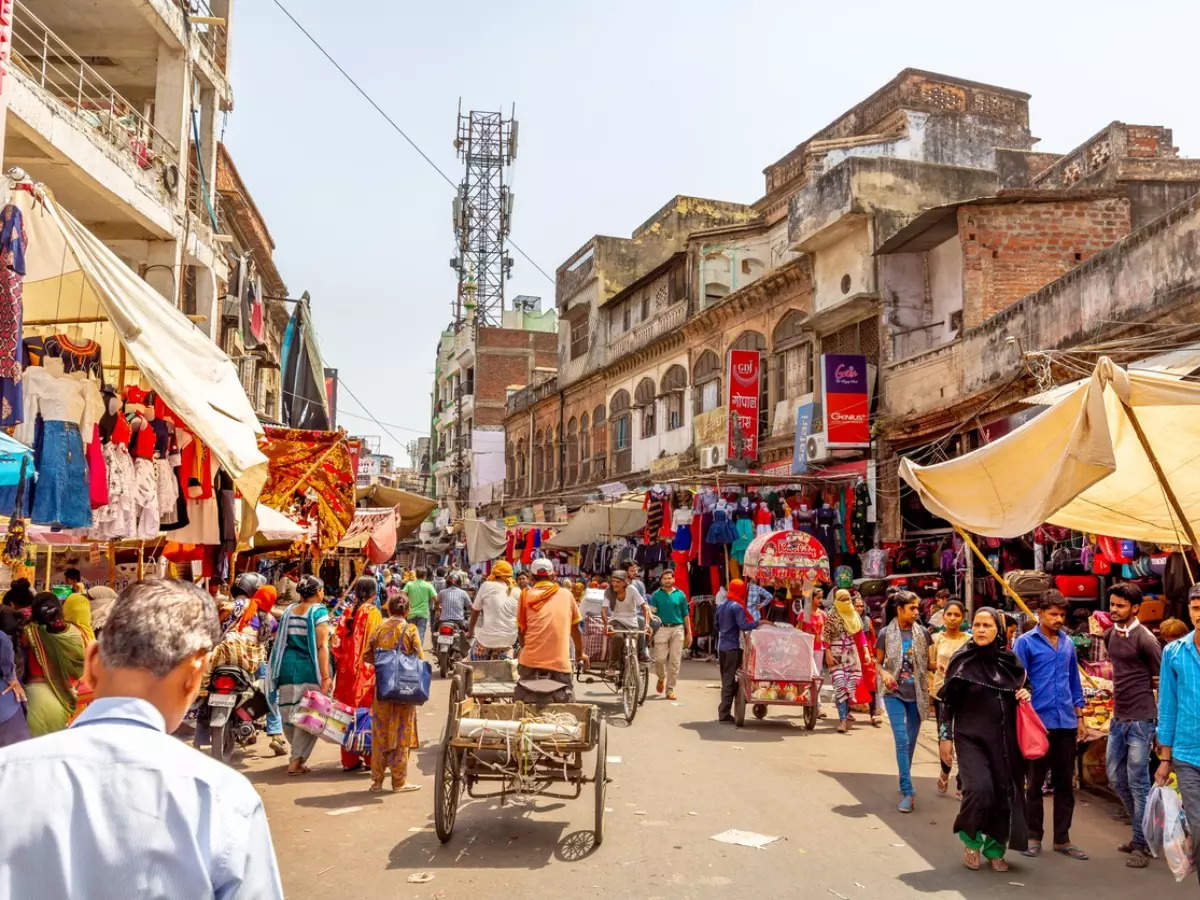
[1143,784,1196,882]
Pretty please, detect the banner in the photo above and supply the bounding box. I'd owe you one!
[693,406,727,449]
[727,350,761,461]
[792,401,814,474]
[821,353,869,448]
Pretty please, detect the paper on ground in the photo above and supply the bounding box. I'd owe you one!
[710,829,780,849]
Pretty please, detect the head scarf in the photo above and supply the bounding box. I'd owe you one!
[62,592,95,643]
[833,588,862,636]
[726,579,748,611]
[253,585,278,617]
[491,560,514,585]
[942,606,1024,692]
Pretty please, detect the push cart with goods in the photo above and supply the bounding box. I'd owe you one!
[434,696,608,845]
[734,623,821,729]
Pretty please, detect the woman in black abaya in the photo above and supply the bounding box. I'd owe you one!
[941,606,1030,872]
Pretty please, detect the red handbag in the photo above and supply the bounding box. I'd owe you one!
[1017,698,1049,759]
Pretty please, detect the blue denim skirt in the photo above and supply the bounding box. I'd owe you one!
[31,419,92,529]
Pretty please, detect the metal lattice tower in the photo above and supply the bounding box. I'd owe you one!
[451,102,517,330]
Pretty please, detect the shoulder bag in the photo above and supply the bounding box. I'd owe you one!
[1016,697,1049,759]
[375,628,432,705]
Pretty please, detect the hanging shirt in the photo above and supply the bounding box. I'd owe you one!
[17,367,104,445]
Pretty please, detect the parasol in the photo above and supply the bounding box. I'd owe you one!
[741,530,830,583]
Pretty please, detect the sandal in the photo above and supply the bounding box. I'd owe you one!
[870,717,881,728]
[393,783,422,793]
[1126,849,1149,868]
[368,782,384,793]
[937,772,949,794]
[1053,844,1089,861]
[963,847,981,870]
[989,857,1009,872]
[1022,841,1042,858]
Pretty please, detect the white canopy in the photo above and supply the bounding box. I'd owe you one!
[16,184,268,502]
[899,357,1200,543]
[252,504,307,543]
[543,500,647,548]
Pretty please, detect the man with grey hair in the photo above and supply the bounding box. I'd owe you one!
[0,579,283,899]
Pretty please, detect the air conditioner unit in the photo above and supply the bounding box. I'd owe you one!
[806,432,832,464]
[700,444,727,470]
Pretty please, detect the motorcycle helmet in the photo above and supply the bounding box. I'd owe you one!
[231,571,267,599]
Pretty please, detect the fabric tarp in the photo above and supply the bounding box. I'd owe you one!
[258,427,355,549]
[899,357,1200,542]
[337,506,398,563]
[463,518,506,563]
[355,484,436,540]
[543,500,647,548]
[15,184,268,502]
[279,297,330,430]
[253,504,306,543]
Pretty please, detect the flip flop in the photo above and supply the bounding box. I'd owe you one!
[393,783,422,793]
[989,858,1010,872]
[1022,841,1042,858]
[1054,845,1089,860]
[963,847,981,870]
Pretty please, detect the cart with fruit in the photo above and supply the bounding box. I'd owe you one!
[733,623,822,729]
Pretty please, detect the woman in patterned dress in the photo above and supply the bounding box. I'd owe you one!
[363,592,423,793]
[822,589,863,734]
[333,576,382,771]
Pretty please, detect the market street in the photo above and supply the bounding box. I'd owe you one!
[242,660,1181,899]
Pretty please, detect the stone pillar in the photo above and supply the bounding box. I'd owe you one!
[152,41,189,207]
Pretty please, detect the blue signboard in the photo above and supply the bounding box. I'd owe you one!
[792,402,814,474]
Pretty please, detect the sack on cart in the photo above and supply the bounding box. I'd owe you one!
[744,625,814,682]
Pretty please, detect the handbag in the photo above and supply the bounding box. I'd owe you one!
[343,707,372,755]
[375,641,432,705]
[1016,697,1049,759]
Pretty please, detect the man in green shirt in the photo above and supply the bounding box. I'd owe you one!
[403,567,437,645]
[649,571,692,700]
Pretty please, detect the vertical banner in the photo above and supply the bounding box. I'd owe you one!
[820,353,869,447]
[792,401,814,474]
[324,367,339,429]
[0,0,13,169]
[727,349,761,462]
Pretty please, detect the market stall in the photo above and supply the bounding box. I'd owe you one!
[257,426,356,551]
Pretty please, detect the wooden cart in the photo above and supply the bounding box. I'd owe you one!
[434,697,608,845]
[733,668,823,729]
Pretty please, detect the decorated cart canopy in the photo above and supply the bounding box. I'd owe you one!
[741,529,830,583]
[258,427,355,549]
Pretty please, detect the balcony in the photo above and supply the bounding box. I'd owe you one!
[609,303,686,360]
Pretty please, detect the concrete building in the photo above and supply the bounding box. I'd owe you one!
[4,0,234,334]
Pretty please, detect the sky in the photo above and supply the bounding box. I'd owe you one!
[226,0,1198,467]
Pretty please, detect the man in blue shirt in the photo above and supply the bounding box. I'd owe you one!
[1155,584,1200,886]
[716,579,760,723]
[1013,590,1087,861]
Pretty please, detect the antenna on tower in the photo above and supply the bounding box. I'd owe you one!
[450,101,516,331]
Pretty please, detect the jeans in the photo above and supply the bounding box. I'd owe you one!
[1172,759,1200,886]
[256,663,282,735]
[410,616,428,644]
[1106,719,1154,849]
[1025,728,1077,845]
[883,695,921,796]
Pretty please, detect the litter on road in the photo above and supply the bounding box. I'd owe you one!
[326,806,363,817]
[710,829,781,849]
[407,872,435,884]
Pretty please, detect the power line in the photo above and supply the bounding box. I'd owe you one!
[269,0,555,286]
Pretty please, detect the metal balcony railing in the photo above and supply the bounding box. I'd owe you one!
[187,145,222,229]
[179,0,229,72]
[10,4,180,189]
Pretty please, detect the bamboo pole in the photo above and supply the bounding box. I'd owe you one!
[954,525,1035,618]
[44,545,52,590]
[136,541,145,581]
[107,542,116,588]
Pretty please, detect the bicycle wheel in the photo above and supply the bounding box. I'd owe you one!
[621,651,639,724]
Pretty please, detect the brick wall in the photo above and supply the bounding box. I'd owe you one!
[960,197,1132,328]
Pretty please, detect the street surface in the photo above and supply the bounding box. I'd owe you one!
[239,661,1185,899]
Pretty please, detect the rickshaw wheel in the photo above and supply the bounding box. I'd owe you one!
[621,651,639,724]
[638,661,650,706]
[733,676,746,727]
[593,721,608,845]
[804,695,818,731]
[434,742,461,843]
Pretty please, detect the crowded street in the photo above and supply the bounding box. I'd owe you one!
[245,659,1183,899]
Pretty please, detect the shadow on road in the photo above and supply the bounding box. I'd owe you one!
[677,719,794,743]
[387,805,575,871]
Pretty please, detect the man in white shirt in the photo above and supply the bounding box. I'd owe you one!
[0,579,284,899]
[469,560,519,659]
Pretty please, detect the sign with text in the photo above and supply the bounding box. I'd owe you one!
[820,353,869,448]
[693,406,727,449]
[727,350,761,461]
[792,401,815,474]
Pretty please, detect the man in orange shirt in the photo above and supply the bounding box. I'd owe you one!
[516,559,588,702]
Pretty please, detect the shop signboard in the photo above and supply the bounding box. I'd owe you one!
[693,405,726,448]
[820,353,869,448]
[792,401,814,474]
[727,350,761,461]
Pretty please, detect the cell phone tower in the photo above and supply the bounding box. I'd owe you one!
[450,101,517,331]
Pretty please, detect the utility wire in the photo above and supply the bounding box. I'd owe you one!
[269,0,555,286]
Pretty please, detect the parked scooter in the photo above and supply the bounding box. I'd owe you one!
[197,664,270,763]
[435,620,469,679]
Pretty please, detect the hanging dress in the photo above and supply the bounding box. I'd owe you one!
[671,507,693,552]
[0,205,26,427]
[731,517,754,564]
[705,501,737,544]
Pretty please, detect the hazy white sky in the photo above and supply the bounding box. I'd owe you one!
[225,0,1197,465]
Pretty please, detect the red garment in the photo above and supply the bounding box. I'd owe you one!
[178,431,214,499]
[843,485,856,555]
[754,504,772,527]
[520,530,534,565]
[671,550,690,600]
[801,608,826,652]
[505,530,516,563]
[110,414,132,446]
[132,424,155,460]
[87,424,108,508]
[334,602,380,769]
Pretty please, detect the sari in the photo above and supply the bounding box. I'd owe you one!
[23,622,86,736]
[333,600,382,768]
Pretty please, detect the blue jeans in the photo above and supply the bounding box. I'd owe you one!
[410,617,428,644]
[256,663,282,736]
[1106,718,1154,849]
[1173,760,1200,885]
[884,695,922,796]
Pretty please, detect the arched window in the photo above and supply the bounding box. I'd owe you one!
[661,364,687,431]
[634,377,656,439]
[592,404,607,479]
[729,331,768,449]
[609,390,632,475]
[505,441,515,494]
[553,425,563,490]
[579,412,590,482]
[516,438,527,488]
[693,349,721,416]
[566,418,579,486]
[532,428,544,494]
[771,308,814,413]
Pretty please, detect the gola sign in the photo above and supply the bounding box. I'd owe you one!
[821,353,869,447]
[726,349,760,461]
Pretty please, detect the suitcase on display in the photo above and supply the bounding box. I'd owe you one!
[1055,574,1099,598]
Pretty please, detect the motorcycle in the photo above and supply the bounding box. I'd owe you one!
[198,665,270,763]
[435,621,469,679]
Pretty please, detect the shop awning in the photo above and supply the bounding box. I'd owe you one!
[15,184,268,502]
[1021,344,1200,406]
[543,500,647,548]
[338,506,399,563]
[463,517,506,563]
[899,357,1200,543]
[252,504,307,543]
[259,427,355,548]
[355,484,436,540]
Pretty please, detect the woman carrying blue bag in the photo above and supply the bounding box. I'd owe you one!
[363,592,428,793]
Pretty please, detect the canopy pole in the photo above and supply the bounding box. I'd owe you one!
[953,526,1034,618]
[137,541,145,581]
[1119,401,1200,571]
[43,545,52,590]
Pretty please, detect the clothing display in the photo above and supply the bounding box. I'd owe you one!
[89,440,136,541]
[23,334,105,384]
[0,205,25,427]
[22,367,103,530]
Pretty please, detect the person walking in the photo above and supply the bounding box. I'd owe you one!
[942,607,1030,872]
[716,579,759,723]
[363,592,423,794]
[334,576,383,772]
[1013,590,1088,860]
[649,570,691,700]
[266,575,332,776]
[468,561,519,660]
[250,584,287,757]
[823,589,863,734]
[21,592,87,736]
[403,567,436,646]
[853,593,882,728]
[1154,583,1200,887]
[876,590,930,813]
[929,600,970,795]
[0,579,283,898]
[1102,582,1161,868]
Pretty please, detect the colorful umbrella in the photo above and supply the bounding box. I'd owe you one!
[258,427,355,549]
[741,530,830,583]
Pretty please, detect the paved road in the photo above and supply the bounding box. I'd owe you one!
[238,661,1187,898]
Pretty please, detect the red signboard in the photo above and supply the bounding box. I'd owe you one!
[727,349,761,461]
[820,353,870,448]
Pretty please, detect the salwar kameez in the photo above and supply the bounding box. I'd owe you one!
[822,612,862,721]
[365,618,422,789]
